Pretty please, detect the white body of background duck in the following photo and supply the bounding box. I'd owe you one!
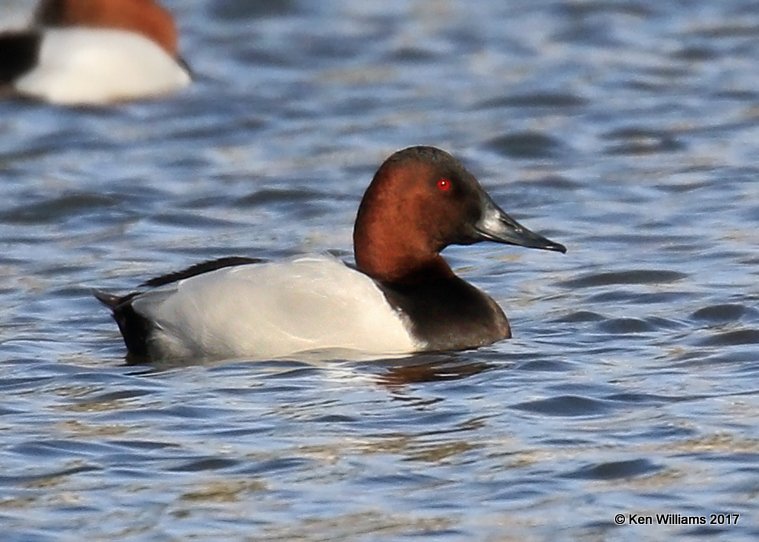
[0,0,190,105]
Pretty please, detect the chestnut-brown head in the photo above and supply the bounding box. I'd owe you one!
[353,146,565,283]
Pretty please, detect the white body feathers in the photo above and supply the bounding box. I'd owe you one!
[15,28,190,105]
[131,255,422,360]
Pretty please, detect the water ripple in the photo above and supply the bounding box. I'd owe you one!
[564,458,661,480]
[511,395,616,417]
[559,269,688,288]
[485,131,565,159]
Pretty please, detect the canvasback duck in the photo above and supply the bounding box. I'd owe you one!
[95,146,566,362]
[0,0,190,105]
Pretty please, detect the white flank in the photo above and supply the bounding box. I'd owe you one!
[131,255,422,361]
[15,28,190,105]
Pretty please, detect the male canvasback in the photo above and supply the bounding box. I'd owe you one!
[0,0,190,105]
[95,146,566,362]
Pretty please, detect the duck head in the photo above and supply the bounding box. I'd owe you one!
[353,146,566,283]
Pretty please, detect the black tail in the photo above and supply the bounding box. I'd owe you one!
[93,289,150,358]
[0,32,41,84]
[93,289,124,309]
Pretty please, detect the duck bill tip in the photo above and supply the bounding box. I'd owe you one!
[477,226,567,254]
[544,240,567,254]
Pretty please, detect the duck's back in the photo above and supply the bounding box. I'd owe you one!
[127,255,420,360]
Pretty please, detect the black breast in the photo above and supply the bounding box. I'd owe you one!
[379,275,511,351]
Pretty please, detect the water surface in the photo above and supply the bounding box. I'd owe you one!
[1,0,758,540]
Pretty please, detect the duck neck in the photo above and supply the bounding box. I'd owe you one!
[354,213,454,284]
[356,248,454,284]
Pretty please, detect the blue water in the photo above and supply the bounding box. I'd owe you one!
[1,0,758,540]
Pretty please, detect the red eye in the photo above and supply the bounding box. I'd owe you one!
[437,178,452,191]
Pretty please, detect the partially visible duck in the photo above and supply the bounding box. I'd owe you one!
[96,146,566,362]
[0,0,190,105]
